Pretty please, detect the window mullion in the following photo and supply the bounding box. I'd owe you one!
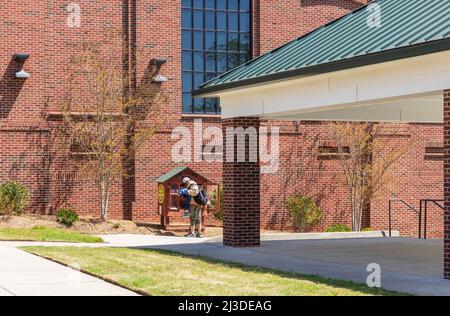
[191,5,195,113]
[202,0,206,113]
[182,0,251,114]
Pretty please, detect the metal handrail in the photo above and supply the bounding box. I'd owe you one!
[388,199,421,238]
[420,199,444,239]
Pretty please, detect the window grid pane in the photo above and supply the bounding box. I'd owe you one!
[182,0,251,114]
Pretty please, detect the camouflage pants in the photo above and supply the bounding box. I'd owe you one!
[189,206,202,227]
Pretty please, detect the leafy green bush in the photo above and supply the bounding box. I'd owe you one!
[213,208,224,221]
[56,208,79,227]
[0,181,29,216]
[284,194,323,231]
[326,224,352,233]
[210,187,223,221]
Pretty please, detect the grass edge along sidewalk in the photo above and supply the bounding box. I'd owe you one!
[21,246,407,296]
[0,226,103,243]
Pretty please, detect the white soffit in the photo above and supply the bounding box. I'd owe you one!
[218,51,450,122]
[264,93,443,123]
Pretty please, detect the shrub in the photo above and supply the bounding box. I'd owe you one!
[213,208,224,221]
[284,194,323,231]
[210,187,223,221]
[56,208,79,227]
[326,224,352,233]
[0,181,29,216]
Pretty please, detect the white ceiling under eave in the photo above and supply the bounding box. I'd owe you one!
[263,93,443,123]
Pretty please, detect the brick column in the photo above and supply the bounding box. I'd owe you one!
[222,117,261,247]
[445,89,450,279]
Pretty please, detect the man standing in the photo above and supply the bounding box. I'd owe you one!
[179,177,203,238]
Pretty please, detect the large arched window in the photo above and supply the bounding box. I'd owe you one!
[182,0,251,114]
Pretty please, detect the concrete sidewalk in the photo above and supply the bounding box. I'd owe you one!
[0,246,138,296]
[2,234,450,296]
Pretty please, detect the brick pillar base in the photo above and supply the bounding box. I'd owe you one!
[444,89,450,279]
[222,117,260,247]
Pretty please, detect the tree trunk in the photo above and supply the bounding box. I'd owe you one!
[100,178,107,220]
[351,192,364,232]
[99,171,110,221]
[104,177,110,220]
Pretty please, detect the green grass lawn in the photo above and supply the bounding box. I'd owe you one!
[0,226,103,243]
[22,246,404,296]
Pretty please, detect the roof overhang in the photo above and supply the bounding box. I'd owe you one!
[214,50,450,123]
[193,38,450,98]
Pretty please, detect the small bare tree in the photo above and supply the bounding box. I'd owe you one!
[61,31,167,220]
[327,122,410,232]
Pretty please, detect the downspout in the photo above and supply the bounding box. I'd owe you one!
[121,0,137,220]
[122,0,130,97]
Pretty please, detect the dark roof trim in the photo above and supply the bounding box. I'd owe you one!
[193,38,450,97]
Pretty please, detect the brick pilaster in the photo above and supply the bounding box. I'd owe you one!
[444,89,450,279]
[222,117,261,247]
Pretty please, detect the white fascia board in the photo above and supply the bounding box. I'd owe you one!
[218,51,450,120]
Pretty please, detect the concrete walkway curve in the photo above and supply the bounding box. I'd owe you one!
[0,245,138,296]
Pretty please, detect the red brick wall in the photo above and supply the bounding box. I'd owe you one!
[0,0,127,218]
[259,121,444,235]
[0,1,49,212]
[132,117,223,224]
[257,0,369,54]
[371,123,444,238]
[0,131,50,213]
[222,117,260,247]
[444,89,450,279]
[1,1,52,215]
[48,0,126,218]
[260,121,352,231]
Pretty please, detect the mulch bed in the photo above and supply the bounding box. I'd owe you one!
[0,214,225,237]
[0,214,173,236]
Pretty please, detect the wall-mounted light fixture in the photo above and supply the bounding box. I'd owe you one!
[150,58,168,83]
[14,53,30,79]
[153,74,168,83]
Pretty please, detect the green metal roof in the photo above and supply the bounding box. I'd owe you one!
[195,0,450,96]
[156,167,189,183]
[155,166,212,183]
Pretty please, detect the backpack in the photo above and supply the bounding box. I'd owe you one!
[191,184,208,206]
